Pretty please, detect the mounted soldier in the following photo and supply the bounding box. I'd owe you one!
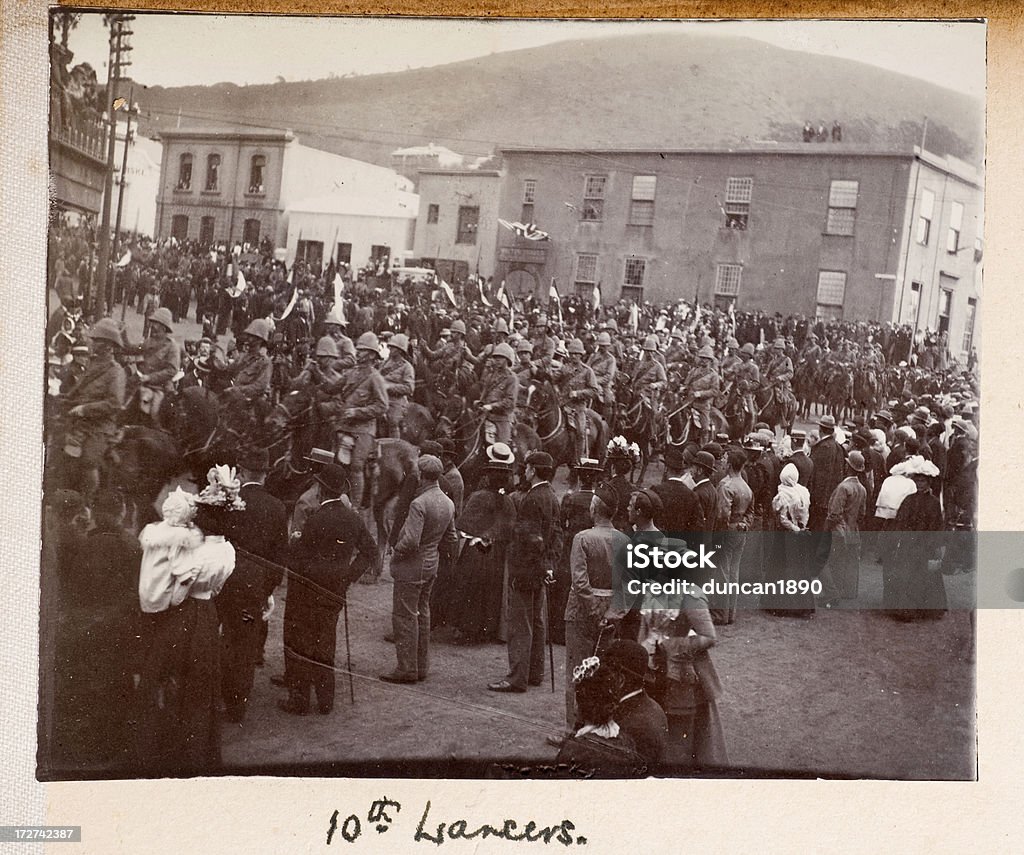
[682,343,721,446]
[381,333,416,438]
[62,318,127,501]
[323,306,356,370]
[550,338,601,461]
[477,342,519,445]
[587,331,617,419]
[125,306,179,428]
[633,334,667,411]
[220,318,274,423]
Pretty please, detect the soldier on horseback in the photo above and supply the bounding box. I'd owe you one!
[124,307,180,428]
[529,314,558,362]
[633,334,667,410]
[682,343,721,446]
[720,336,742,381]
[62,318,127,501]
[220,318,274,419]
[381,333,416,439]
[550,338,601,461]
[587,331,617,420]
[292,336,343,390]
[323,307,356,370]
[477,342,519,445]
[729,342,761,432]
[320,331,388,508]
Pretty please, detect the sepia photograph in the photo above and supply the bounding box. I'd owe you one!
[40,13,982,783]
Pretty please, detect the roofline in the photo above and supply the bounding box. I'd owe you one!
[497,144,916,158]
[154,128,295,142]
[417,169,502,177]
[913,145,982,188]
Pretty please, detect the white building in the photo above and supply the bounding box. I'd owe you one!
[112,125,162,237]
[285,187,419,271]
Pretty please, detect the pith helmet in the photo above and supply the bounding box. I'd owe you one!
[492,342,516,364]
[389,333,410,353]
[567,338,586,355]
[242,319,271,342]
[356,331,380,352]
[315,336,339,357]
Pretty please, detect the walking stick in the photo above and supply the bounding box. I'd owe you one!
[546,580,556,693]
[344,597,355,705]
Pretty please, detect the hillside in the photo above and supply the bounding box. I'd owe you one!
[132,32,983,167]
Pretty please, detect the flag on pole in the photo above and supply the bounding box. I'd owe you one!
[334,271,345,307]
[478,277,492,307]
[435,272,457,306]
[275,287,299,321]
[728,301,737,336]
[496,280,513,326]
[689,282,701,331]
[592,280,601,315]
[629,302,639,334]
[549,277,563,326]
[229,269,247,298]
[115,249,132,268]
[498,219,550,241]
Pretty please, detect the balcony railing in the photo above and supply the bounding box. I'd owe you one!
[50,111,107,163]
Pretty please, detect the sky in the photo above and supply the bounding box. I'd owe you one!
[60,16,986,100]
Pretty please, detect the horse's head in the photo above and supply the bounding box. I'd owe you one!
[266,389,307,436]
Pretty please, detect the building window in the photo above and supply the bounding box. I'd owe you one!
[456,206,479,244]
[242,218,260,246]
[974,237,984,263]
[582,175,606,221]
[176,154,193,191]
[816,270,846,320]
[724,177,753,230]
[296,239,324,270]
[947,201,964,254]
[962,297,977,352]
[426,204,439,224]
[199,216,215,247]
[574,253,598,293]
[370,245,391,264]
[938,287,954,335]
[715,263,743,298]
[621,285,643,303]
[336,242,352,264]
[248,155,266,194]
[205,153,221,192]
[170,214,189,241]
[826,179,858,236]
[629,175,656,226]
[917,188,934,245]
[523,179,537,204]
[624,257,646,288]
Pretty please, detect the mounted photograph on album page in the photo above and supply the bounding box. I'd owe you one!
[40,13,983,784]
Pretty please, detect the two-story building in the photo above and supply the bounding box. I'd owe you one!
[493,144,981,358]
[154,126,413,254]
[410,168,502,282]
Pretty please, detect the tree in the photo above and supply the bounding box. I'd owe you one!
[53,11,81,49]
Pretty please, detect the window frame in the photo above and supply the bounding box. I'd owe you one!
[574,253,598,287]
[623,257,646,288]
[205,153,222,192]
[581,174,607,222]
[176,153,193,191]
[455,205,480,245]
[248,154,267,195]
[947,200,964,254]
[825,179,859,236]
[426,203,439,224]
[815,270,847,320]
[917,188,935,245]
[199,215,216,247]
[170,214,189,241]
[724,177,753,230]
[714,263,743,297]
[628,175,657,226]
[962,296,977,352]
[523,179,537,204]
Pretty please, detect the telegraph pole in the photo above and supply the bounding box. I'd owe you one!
[94,13,134,318]
[115,86,135,323]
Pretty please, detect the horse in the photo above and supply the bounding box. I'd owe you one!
[720,386,756,441]
[794,357,821,419]
[262,384,334,517]
[853,367,882,421]
[756,384,798,436]
[612,377,660,484]
[398,401,435,446]
[664,396,728,447]
[521,380,608,478]
[821,365,854,424]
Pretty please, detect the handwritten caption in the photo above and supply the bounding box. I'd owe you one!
[327,799,587,847]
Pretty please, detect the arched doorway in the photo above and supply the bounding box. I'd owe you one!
[507,265,540,299]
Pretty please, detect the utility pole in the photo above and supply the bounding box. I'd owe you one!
[115,86,135,324]
[94,13,134,318]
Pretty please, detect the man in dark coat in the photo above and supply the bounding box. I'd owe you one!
[202,447,288,722]
[788,430,814,487]
[689,451,720,547]
[280,465,377,715]
[489,451,561,693]
[382,455,457,683]
[808,415,847,531]
[601,640,668,769]
[651,445,705,548]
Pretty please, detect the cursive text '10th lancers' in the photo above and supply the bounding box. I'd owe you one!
[327,799,587,846]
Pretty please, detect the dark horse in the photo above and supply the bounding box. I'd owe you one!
[756,384,798,437]
[521,380,608,477]
[612,374,660,483]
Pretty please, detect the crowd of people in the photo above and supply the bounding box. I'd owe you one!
[42,226,979,778]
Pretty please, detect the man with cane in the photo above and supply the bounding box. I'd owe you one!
[489,451,561,694]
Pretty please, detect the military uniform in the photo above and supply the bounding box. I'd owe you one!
[323,364,388,506]
[478,364,519,444]
[552,361,601,459]
[588,349,617,410]
[684,363,721,443]
[634,358,667,405]
[380,354,415,438]
[224,350,272,400]
[65,353,126,467]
